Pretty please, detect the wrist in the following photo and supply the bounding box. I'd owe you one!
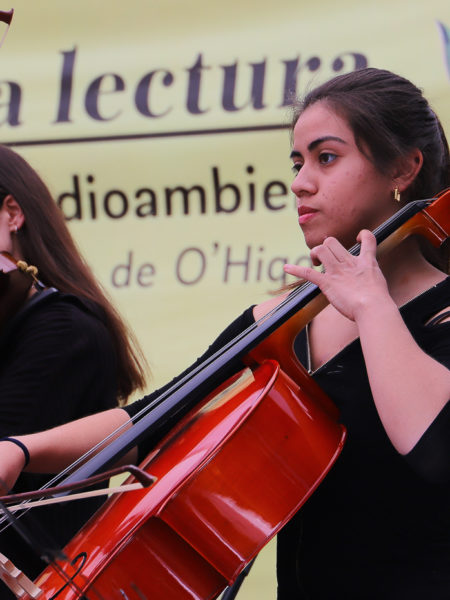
[0,437,30,469]
[353,292,397,324]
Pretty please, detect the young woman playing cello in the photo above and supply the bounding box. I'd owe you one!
[0,146,147,597]
[0,68,448,599]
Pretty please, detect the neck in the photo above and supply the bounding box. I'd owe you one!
[378,236,445,304]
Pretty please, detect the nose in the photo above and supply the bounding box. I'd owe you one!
[291,164,317,198]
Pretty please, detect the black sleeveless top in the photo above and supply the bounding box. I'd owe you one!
[278,276,450,599]
[126,277,450,599]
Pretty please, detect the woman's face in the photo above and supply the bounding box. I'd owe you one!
[290,101,397,250]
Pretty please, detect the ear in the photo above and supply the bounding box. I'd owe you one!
[3,194,25,232]
[392,148,423,193]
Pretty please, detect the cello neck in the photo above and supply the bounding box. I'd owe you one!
[57,195,446,486]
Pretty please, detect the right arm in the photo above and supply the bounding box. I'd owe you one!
[0,407,134,494]
[0,305,258,494]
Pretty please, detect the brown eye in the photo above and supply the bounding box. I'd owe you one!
[319,152,337,165]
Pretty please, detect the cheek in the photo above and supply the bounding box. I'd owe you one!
[327,169,356,202]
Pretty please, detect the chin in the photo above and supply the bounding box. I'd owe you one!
[301,230,327,250]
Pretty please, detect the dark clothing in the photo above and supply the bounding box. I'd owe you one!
[278,276,450,600]
[126,277,450,599]
[0,290,118,592]
[125,307,256,461]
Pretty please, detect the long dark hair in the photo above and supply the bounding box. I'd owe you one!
[292,67,450,271]
[0,145,147,402]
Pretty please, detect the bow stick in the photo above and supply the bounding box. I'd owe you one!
[0,465,155,513]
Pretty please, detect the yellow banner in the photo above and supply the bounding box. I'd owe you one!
[1,1,449,596]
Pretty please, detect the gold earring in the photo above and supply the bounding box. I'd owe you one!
[393,187,401,203]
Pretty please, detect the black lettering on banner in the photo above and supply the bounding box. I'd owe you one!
[254,246,264,281]
[137,263,156,287]
[87,175,97,219]
[222,245,308,286]
[112,251,133,287]
[332,52,367,73]
[85,73,125,121]
[135,188,158,216]
[223,245,251,282]
[176,247,207,285]
[213,166,241,213]
[165,185,207,215]
[111,251,156,288]
[186,53,210,115]
[246,166,256,211]
[54,47,76,123]
[57,175,82,220]
[56,166,290,221]
[135,70,174,118]
[108,246,311,290]
[264,181,288,210]
[104,189,129,218]
[1,45,368,132]
[0,81,22,126]
[280,56,321,106]
[221,60,266,112]
[268,256,289,283]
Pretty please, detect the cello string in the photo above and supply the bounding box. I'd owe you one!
[0,199,430,530]
[88,197,421,427]
[93,197,430,442]
[0,201,415,519]
[0,199,427,511]
[0,278,313,530]
[0,501,90,600]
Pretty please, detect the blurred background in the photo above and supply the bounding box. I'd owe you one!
[1,1,448,596]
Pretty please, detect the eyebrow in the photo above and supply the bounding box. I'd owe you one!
[290,135,348,159]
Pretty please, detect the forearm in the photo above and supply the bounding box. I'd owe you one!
[24,408,134,472]
[0,408,135,494]
[356,297,450,454]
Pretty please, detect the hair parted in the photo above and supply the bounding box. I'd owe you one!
[0,144,147,402]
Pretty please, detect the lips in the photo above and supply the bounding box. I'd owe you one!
[298,205,318,224]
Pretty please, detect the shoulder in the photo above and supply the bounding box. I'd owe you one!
[403,275,450,317]
[401,279,450,369]
[253,292,290,321]
[43,293,107,331]
[4,291,113,354]
[0,292,118,431]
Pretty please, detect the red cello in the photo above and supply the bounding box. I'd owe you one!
[2,189,449,599]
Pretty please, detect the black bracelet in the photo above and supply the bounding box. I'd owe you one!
[0,437,30,467]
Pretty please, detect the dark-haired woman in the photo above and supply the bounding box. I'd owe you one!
[0,68,449,599]
[275,68,450,599]
[0,145,147,596]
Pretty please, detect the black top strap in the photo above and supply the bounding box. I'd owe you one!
[426,310,450,327]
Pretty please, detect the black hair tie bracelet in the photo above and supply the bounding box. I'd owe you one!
[0,437,30,467]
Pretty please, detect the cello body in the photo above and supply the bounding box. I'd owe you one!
[13,189,449,599]
[32,360,345,599]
